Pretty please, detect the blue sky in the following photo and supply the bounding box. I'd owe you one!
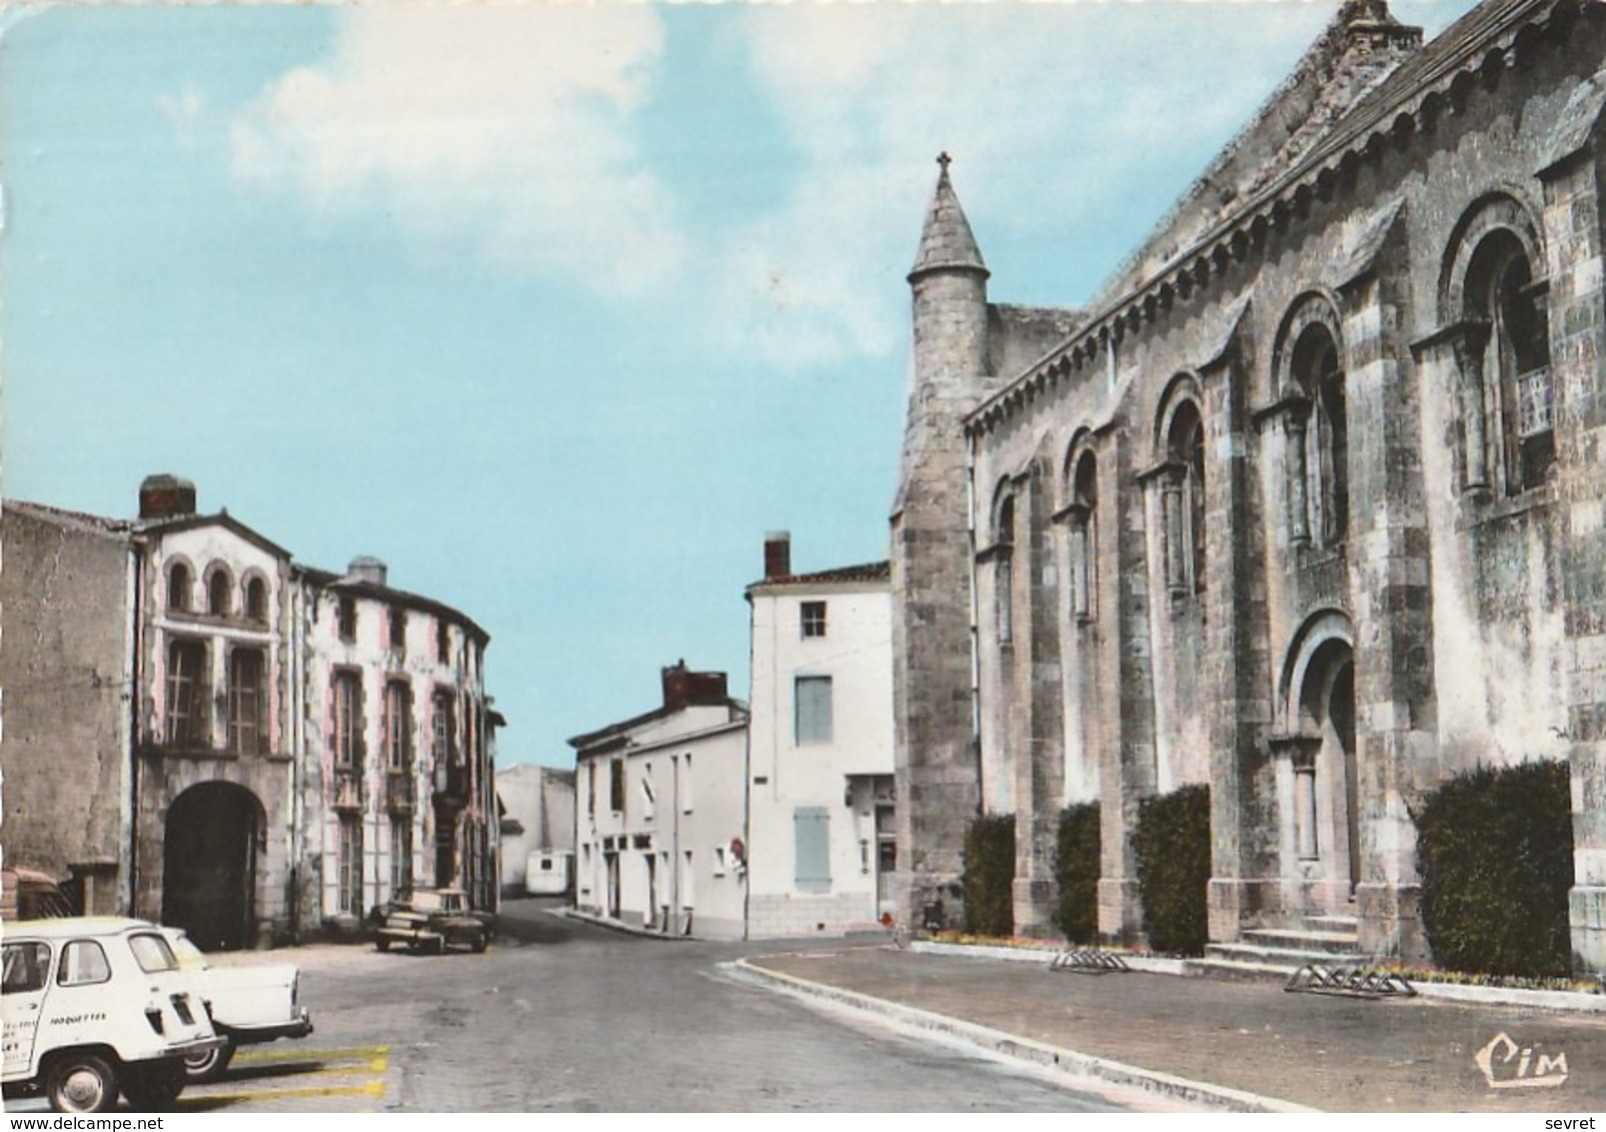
[1,0,1478,767]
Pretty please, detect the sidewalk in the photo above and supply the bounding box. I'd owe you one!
[733,943,1606,1112]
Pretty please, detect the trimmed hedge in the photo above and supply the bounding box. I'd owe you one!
[1134,785,1211,955]
[1415,760,1573,978]
[1054,802,1101,944]
[962,813,1016,937]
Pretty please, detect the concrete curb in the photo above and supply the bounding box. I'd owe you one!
[911,939,1606,1013]
[725,955,1315,1114]
[911,939,1192,977]
[557,906,692,941]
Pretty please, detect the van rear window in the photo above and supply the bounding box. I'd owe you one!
[128,933,178,973]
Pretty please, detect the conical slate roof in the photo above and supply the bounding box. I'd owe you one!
[908,154,988,282]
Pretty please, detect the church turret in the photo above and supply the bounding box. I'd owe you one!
[891,155,991,929]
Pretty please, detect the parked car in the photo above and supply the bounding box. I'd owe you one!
[1,867,76,922]
[1,917,222,1112]
[375,887,492,954]
[159,928,313,1082]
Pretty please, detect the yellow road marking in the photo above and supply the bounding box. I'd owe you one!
[213,1056,388,1078]
[236,1044,390,1063]
[182,1079,386,1105]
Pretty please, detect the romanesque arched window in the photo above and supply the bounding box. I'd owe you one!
[168,561,192,613]
[206,564,232,617]
[995,493,1015,646]
[1444,196,1552,497]
[1067,451,1097,621]
[1290,317,1348,546]
[1165,400,1206,597]
[244,576,269,624]
[1466,231,1552,493]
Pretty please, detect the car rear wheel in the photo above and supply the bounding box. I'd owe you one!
[376,938,390,952]
[122,1059,186,1111]
[45,1052,120,1114]
[471,931,487,954]
[182,1041,234,1083]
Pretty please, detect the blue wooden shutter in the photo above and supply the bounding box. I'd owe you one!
[794,806,831,893]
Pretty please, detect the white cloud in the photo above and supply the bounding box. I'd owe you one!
[157,82,205,146]
[705,2,1334,371]
[230,4,684,297]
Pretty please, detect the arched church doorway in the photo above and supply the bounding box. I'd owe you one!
[163,782,263,951]
[1296,638,1360,902]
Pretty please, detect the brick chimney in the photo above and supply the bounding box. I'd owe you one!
[661,660,728,712]
[764,531,792,580]
[139,474,197,520]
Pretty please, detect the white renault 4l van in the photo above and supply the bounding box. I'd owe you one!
[2,918,222,1112]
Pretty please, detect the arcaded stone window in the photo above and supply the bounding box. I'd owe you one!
[244,576,269,624]
[1287,317,1348,546]
[1165,400,1206,597]
[1467,234,1553,494]
[227,646,266,755]
[1447,198,1552,497]
[168,561,192,613]
[1067,451,1097,621]
[995,494,1015,645]
[207,565,232,617]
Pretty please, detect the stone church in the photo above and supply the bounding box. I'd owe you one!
[891,0,1606,968]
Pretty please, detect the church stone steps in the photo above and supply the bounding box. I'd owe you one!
[1192,918,1366,980]
[1239,927,1361,955]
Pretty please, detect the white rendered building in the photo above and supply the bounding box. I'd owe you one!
[745,533,895,937]
[570,663,748,940]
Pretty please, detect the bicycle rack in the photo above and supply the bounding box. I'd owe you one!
[1049,949,1129,975]
[1284,963,1417,998]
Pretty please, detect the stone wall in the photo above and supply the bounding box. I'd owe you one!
[0,507,134,904]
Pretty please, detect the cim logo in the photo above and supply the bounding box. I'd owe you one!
[1475,1032,1569,1090]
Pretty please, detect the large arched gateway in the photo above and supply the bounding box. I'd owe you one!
[162,782,266,951]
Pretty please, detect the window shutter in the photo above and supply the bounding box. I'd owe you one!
[794,807,831,893]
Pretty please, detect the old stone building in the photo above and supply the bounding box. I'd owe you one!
[1,476,499,946]
[892,0,1606,969]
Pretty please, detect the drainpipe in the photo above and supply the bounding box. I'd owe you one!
[966,428,984,814]
[288,569,303,943]
[671,753,681,934]
[124,538,146,917]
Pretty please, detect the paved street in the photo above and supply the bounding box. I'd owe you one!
[12,901,1148,1114]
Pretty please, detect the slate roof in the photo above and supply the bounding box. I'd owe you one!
[909,158,988,281]
[748,559,891,590]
